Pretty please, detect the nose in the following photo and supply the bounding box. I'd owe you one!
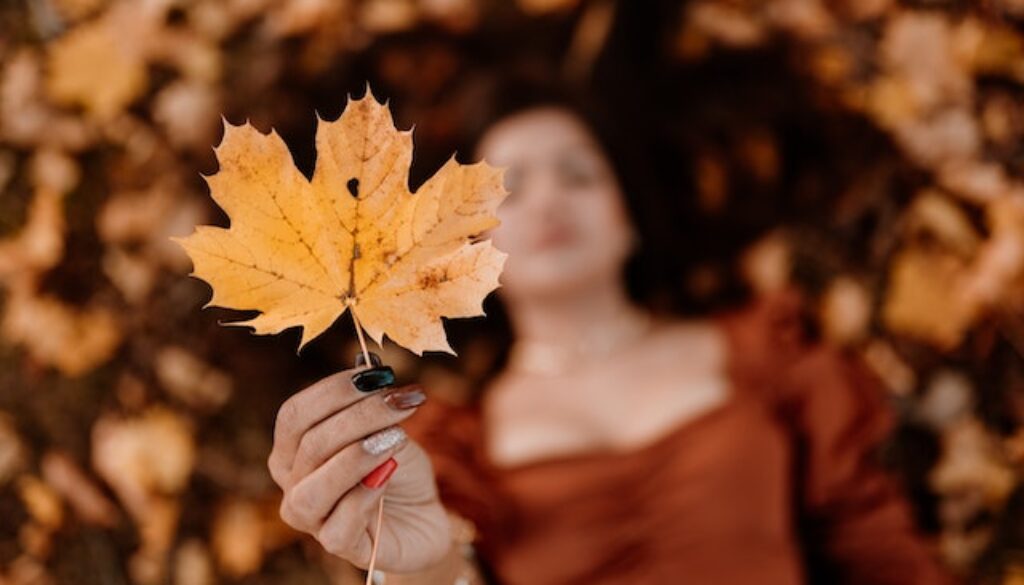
[517,169,564,220]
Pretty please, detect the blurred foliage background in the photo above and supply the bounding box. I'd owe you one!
[2,0,1024,583]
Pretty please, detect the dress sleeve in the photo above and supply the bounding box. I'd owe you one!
[774,339,958,585]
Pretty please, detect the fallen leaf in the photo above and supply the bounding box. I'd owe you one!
[906,189,981,257]
[882,246,977,349]
[174,87,508,355]
[91,406,195,510]
[0,412,27,487]
[154,346,233,411]
[932,417,1016,508]
[46,14,148,119]
[740,230,792,295]
[819,276,871,344]
[0,188,65,282]
[16,475,63,530]
[173,539,215,585]
[1,282,121,376]
[210,495,297,578]
[92,407,195,585]
[40,451,120,528]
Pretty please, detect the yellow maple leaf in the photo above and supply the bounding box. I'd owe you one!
[173,88,508,355]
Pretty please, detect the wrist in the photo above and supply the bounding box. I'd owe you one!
[373,509,482,585]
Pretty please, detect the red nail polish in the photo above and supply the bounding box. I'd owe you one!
[361,457,398,489]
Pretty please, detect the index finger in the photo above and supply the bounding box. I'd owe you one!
[270,358,396,475]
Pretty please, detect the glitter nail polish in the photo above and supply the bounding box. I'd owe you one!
[361,426,407,456]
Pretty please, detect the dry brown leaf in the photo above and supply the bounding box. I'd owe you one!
[173,539,215,585]
[1,49,92,150]
[210,497,264,578]
[129,497,181,585]
[932,417,1016,506]
[359,0,419,33]
[1,283,121,376]
[46,15,149,119]
[50,0,109,21]
[92,407,194,584]
[687,2,767,48]
[0,188,65,282]
[819,276,871,344]
[862,340,917,396]
[906,189,982,257]
[101,248,160,304]
[152,81,221,150]
[740,230,792,294]
[210,496,297,578]
[154,346,233,411]
[15,475,63,531]
[0,412,27,488]
[937,160,1012,204]
[39,451,120,528]
[516,0,579,16]
[879,11,972,112]
[1,555,56,585]
[961,197,1024,309]
[91,407,195,510]
[882,247,979,349]
[174,88,508,355]
[28,149,80,195]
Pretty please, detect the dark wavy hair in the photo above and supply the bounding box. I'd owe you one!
[435,69,751,393]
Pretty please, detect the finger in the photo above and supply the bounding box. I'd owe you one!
[269,362,396,482]
[281,426,408,531]
[289,384,426,481]
[316,481,390,566]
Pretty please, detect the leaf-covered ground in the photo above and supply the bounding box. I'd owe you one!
[1,0,1024,583]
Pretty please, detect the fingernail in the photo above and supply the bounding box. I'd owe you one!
[352,365,395,393]
[382,385,426,411]
[361,458,398,489]
[353,352,382,368]
[361,425,407,456]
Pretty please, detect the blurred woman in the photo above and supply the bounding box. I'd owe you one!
[265,77,956,585]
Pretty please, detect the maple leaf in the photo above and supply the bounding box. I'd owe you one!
[173,88,508,355]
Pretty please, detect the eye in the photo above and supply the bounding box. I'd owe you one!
[556,155,599,189]
[502,165,524,195]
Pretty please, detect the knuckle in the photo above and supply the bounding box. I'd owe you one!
[294,428,322,468]
[275,399,298,437]
[282,486,314,529]
[320,509,367,562]
[279,492,300,529]
[267,451,282,484]
[317,524,351,557]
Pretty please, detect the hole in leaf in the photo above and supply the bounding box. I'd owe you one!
[347,178,360,198]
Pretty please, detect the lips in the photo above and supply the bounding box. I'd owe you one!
[533,225,575,249]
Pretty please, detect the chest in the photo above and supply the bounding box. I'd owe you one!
[482,357,733,469]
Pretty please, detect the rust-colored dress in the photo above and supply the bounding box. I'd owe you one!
[403,291,956,585]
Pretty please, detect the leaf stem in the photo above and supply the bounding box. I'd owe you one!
[351,307,384,585]
[350,305,373,369]
[365,495,385,585]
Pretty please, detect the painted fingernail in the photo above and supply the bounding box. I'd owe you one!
[352,365,395,393]
[361,425,407,456]
[382,385,426,411]
[361,457,398,489]
[353,352,382,368]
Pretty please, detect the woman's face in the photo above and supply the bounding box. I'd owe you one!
[476,107,637,301]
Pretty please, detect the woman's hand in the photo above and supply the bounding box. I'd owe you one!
[267,358,453,572]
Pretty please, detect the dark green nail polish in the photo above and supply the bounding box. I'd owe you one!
[352,366,395,393]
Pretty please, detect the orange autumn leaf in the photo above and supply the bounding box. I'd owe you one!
[174,87,508,355]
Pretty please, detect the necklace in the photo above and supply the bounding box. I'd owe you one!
[507,307,656,376]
